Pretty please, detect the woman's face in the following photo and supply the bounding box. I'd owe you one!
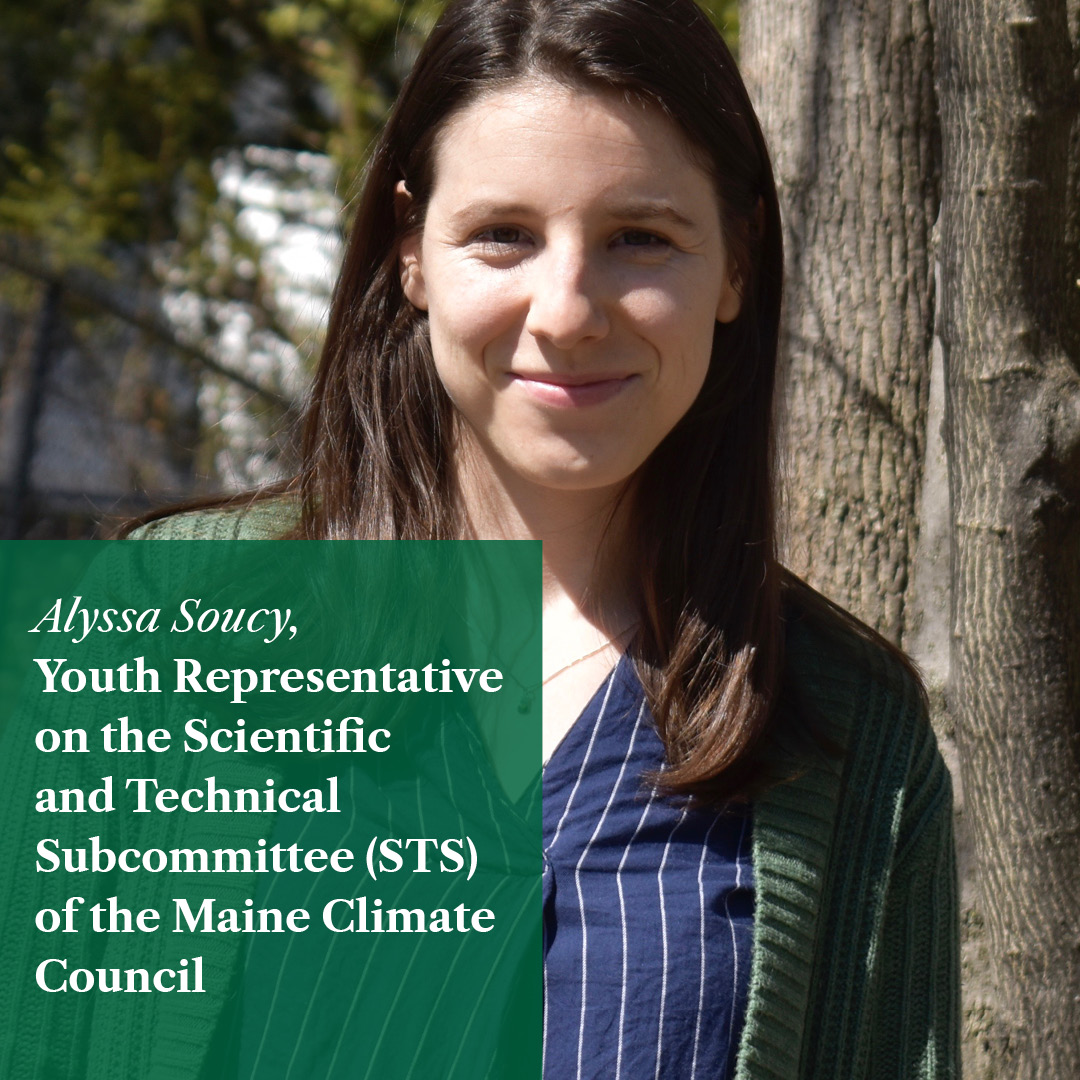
[399,77,741,501]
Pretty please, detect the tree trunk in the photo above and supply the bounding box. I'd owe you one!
[934,1,1080,1075]
[742,0,1080,1075]
[740,0,938,643]
[2,282,60,539]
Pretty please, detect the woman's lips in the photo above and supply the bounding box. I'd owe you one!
[508,372,638,407]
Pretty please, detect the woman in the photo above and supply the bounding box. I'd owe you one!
[130,0,959,1076]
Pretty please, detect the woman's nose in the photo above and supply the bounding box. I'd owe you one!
[524,245,609,349]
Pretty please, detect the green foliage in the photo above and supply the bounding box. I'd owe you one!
[0,1,439,271]
[0,0,740,503]
[700,0,740,55]
[1,0,734,251]
[1,0,737,289]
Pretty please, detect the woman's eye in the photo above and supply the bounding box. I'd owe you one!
[616,230,670,249]
[476,226,527,246]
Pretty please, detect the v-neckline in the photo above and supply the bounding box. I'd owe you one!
[543,652,631,774]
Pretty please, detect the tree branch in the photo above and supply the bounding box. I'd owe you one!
[0,236,300,416]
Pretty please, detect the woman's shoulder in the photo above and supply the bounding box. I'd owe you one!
[775,572,952,862]
[126,494,301,541]
[778,571,932,762]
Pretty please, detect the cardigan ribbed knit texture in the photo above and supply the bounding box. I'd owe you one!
[0,502,959,1079]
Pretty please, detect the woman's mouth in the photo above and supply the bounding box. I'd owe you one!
[508,372,639,408]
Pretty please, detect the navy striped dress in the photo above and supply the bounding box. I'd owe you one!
[543,654,754,1080]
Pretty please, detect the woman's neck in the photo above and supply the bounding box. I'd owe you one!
[455,442,640,765]
[454,438,636,628]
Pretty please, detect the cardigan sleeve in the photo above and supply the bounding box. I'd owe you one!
[865,719,960,1079]
[127,498,297,541]
[759,596,961,1080]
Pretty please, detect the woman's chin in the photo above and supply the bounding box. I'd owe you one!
[503,456,640,500]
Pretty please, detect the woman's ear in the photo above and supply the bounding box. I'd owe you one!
[715,271,742,324]
[395,181,427,310]
[716,199,763,324]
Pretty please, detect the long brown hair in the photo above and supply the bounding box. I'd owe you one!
[134,0,788,801]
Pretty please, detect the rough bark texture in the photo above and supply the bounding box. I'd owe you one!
[743,0,1080,1075]
[741,0,938,643]
[935,1,1080,1076]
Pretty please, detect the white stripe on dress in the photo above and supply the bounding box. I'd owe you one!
[615,786,659,1080]
[543,665,619,1075]
[546,667,618,853]
[725,815,750,1043]
[572,697,648,1080]
[653,806,689,1080]
[690,815,722,1080]
[249,787,330,1080]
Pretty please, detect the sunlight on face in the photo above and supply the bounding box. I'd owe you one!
[399,77,741,503]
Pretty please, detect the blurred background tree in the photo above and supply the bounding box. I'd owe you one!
[0,0,739,537]
[0,0,436,536]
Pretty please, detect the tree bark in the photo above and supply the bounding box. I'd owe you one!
[743,0,1080,1074]
[934,1,1080,1075]
[741,0,938,642]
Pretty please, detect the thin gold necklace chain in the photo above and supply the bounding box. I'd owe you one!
[455,610,636,714]
[541,627,635,686]
[503,623,636,715]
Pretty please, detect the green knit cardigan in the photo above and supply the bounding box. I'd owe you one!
[0,503,959,1079]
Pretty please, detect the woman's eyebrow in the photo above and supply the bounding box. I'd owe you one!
[446,198,699,230]
[606,200,698,229]
[446,201,535,228]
